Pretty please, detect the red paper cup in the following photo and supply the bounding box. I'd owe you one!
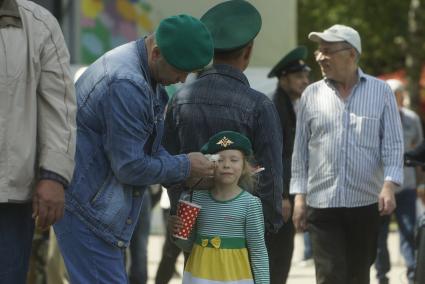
[173,200,201,240]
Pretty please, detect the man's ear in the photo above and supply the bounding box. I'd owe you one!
[243,43,253,61]
[152,45,161,61]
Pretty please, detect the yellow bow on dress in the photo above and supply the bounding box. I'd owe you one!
[201,236,221,248]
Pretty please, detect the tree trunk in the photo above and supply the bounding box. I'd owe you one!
[406,0,425,113]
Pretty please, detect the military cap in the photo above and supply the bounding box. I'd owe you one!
[201,0,262,52]
[267,46,311,78]
[156,14,213,72]
[201,131,253,156]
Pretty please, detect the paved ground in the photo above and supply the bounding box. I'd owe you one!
[146,231,411,284]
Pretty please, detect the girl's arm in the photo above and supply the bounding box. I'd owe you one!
[171,215,197,253]
[245,196,270,284]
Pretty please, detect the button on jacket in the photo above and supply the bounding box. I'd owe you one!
[0,0,76,202]
[164,64,284,233]
[65,39,190,247]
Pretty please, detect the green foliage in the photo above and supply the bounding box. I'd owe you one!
[298,0,413,79]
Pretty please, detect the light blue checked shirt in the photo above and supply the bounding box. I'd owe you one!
[290,69,404,208]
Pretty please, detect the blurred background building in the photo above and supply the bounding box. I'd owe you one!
[31,0,297,68]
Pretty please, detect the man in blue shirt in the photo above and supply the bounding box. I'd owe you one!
[291,25,403,284]
[54,15,215,283]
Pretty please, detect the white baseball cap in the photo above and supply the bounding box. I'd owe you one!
[308,24,362,54]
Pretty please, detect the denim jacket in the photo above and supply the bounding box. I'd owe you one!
[65,39,190,248]
[164,64,284,233]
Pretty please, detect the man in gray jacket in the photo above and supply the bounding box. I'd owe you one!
[0,1,77,283]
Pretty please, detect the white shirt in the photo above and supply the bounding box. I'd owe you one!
[290,69,404,208]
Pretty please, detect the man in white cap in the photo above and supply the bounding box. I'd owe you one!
[374,79,422,284]
[290,24,404,284]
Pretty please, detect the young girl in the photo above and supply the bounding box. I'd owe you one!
[174,130,269,284]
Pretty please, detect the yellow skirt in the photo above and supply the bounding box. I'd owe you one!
[183,242,254,284]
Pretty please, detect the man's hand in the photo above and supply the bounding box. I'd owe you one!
[32,180,65,230]
[292,194,307,232]
[378,181,397,216]
[187,152,215,178]
[417,184,425,205]
[282,198,292,222]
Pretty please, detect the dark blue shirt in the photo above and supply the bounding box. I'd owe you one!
[164,64,284,232]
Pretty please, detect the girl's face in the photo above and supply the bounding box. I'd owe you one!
[214,149,244,187]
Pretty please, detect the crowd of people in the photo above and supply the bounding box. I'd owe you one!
[1,0,425,284]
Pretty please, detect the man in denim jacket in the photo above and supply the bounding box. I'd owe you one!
[164,1,284,234]
[54,15,215,283]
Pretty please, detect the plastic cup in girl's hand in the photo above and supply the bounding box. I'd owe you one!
[173,200,201,240]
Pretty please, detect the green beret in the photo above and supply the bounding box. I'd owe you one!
[156,14,213,72]
[201,0,262,52]
[268,46,311,78]
[201,131,253,156]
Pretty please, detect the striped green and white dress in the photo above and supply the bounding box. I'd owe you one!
[176,190,269,284]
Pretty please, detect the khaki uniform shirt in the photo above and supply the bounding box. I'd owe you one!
[0,0,76,202]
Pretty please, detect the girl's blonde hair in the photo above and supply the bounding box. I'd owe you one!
[238,155,257,193]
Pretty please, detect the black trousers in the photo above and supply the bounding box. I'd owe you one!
[307,204,380,284]
[265,218,295,284]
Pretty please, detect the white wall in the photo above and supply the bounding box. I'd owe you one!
[148,0,297,67]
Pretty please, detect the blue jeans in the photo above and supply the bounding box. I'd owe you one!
[129,190,151,284]
[0,203,34,284]
[54,210,128,283]
[375,189,417,282]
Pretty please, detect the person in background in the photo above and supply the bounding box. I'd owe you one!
[416,190,425,284]
[291,24,404,284]
[54,15,215,283]
[266,46,311,283]
[374,79,422,284]
[128,184,162,284]
[0,0,77,283]
[404,140,425,284]
[155,185,183,284]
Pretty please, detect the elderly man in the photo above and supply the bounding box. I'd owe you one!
[291,24,404,284]
[267,46,311,284]
[54,15,215,283]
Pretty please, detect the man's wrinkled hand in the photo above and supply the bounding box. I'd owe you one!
[32,180,65,230]
[292,194,307,232]
[378,181,397,216]
[418,185,425,205]
[168,215,183,235]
